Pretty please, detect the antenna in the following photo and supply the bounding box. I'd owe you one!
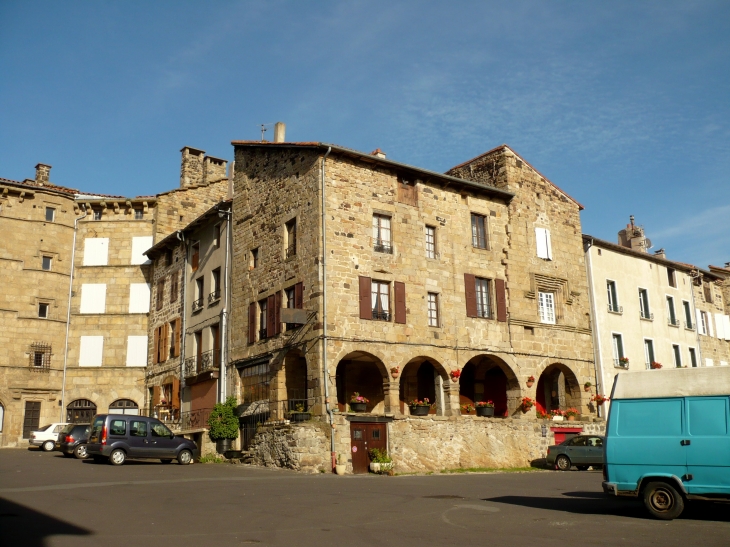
[260,124,267,142]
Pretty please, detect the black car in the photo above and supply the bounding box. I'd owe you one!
[87,414,198,465]
[56,423,91,459]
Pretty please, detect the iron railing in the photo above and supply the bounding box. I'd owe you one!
[373,240,393,254]
[668,317,680,327]
[685,321,695,330]
[184,350,220,378]
[140,407,181,428]
[192,297,204,312]
[372,309,390,321]
[180,408,213,431]
[208,290,221,304]
[640,311,654,320]
[607,304,623,314]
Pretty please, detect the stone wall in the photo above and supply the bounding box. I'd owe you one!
[249,420,331,473]
[694,275,730,367]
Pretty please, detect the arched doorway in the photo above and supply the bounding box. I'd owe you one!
[459,355,518,416]
[271,349,309,420]
[336,351,387,413]
[109,399,139,415]
[66,399,97,423]
[399,358,449,415]
[535,363,581,414]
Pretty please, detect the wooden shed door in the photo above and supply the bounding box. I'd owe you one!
[350,422,387,474]
[23,401,41,439]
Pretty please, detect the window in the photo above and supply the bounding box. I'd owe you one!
[83,238,109,266]
[110,419,126,436]
[667,268,677,288]
[371,281,390,320]
[428,292,439,327]
[612,333,625,367]
[193,278,204,312]
[170,273,178,303]
[93,209,102,221]
[538,291,555,324]
[535,227,553,260]
[373,214,392,253]
[80,284,107,314]
[213,223,221,248]
[644,339,655,369]
[286,287,295,309]
[42,255,52,271]
[131,236,153,265]
[45,207,55,222]
[151,422,172,438]
[191,242,200,272]
[154,325,169,364]
[209,268,221,303]
[703,281,713,303]
[134,208,144,220]
[471,213,488,249]
[666,296,678,326]
[250,248,259,269]
[425,226,436,259]
[699,311,709,335]
[689,347,698,368]
[673,344,682,368]
[29,342,51,369]
[38,303,49,318]
[156,278,165,311]
[639,288,651,319]
[130,421,147,437]
[126,336,148,367]
[475,278,491,318]
[606,280,619,312]
[79,336,104,367]
[128,283,150,313]
[285,218,297,257]
[259,299,268,339]
[683,301,693,329]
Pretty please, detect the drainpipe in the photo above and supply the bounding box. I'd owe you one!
[176,230,187,417]
[218,208,232,403]
[584,239,606,418]
[60,205,87,421]
[690,270,703,367]
[320,146,335,471]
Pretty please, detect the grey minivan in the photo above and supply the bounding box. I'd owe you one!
[87,414,198,465]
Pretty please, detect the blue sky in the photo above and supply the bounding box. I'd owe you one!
[1,1,728,267]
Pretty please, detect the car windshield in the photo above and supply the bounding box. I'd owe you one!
[35,424,52,432]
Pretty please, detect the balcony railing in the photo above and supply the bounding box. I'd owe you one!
[372,309,390,321]
[259,328,268,340]
[608,304,623,314]
[208,290,221,305]
[184,350,220,378]
[373,240,393,254]
[180,408,213,431]
[640,311,654,320]
[614,358,629,368]
[685,321,695,330]
[668,317,680,327]
[192,297,204,312]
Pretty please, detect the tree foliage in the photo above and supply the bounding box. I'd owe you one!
[207,396,239,440]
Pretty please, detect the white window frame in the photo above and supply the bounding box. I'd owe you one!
[535,227,553,260]
[80,284,107,314]
[79,336,104,367]
[126,336,148,367]
[425,225,436,259]
[131,236,153,265]
[538,291,556,324]
[83,238,109,266]
[606,279,619,312]
[672,344,682,368]
[372,214,392,250]
[371,280,390,320]
[427,292,439,327]
[644,338,655,369]
[475,277,491,318]
[38,302,49,319]
[611,332,625,367]
[638,287,651,319]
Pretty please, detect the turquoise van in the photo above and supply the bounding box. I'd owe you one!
[602,367,730,519]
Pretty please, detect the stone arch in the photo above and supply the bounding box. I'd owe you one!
[335,351,389,414]
[459,354,520,416]
[66,398,97,423]
[270,348,310,420]
[535,362,581,414]
[398,356,451,416]
[109,399,140,415]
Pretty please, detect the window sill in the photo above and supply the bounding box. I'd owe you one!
[208,298,221,307]
[607,309,622,316]
[639,316,653,322]
[685,326,695,332]
[668,322,680,328]
[471,245,490,252]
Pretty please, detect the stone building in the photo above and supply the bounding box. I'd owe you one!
[692,265,730,368]
[228,139,596,473]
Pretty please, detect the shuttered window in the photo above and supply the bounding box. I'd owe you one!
[80,284,106,314]
[715,313,726,340]
[371,281,390,321]
[359,277,372,319]
[535,227,552,260]
[126,336,148,367]
[79,336,104,367]
[129,283,150,314]
[475,278,491,318]
[131,236,153,265]
[83,238,109,266]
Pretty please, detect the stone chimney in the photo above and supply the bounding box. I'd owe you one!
[180,147,205,188]
[35,163,51,185]
[618,215,649,253]
[370,148,386,159]
[654,248,666,259]
[202,156,228,185]
[273,122,286,143]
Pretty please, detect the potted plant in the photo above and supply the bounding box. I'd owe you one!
[650,361,662,370]
[520,397,535,412]
[536,409,548,419]
[526,375,535,388]
[619,357,629,367]
[460,403,475,415]
[369,448,393,473]
[592,394,609,406]
[564,407,580,421]
[475,400,495,417]
[335,453,347,475]
[584,381,592,392]
[409,398,431,416]
[208,396,240,454]
[287,402,312,422]
[450,369,461,382]
[349,393,369,412]
[551,409,565,421]
[390,366,400,379]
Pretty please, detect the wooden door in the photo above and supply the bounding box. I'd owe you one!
[350,422,387,474]
[23,401,41,438]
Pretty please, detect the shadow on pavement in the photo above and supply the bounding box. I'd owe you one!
[0,497,91,547]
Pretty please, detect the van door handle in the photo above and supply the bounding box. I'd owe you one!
[680,439,691,446]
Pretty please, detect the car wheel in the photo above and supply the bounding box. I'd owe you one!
[577,465,589,471]
[74,444,88,459]
[555,455,571,471]
[177,449,193,465]
[109,449,126,466]
[160,459,172,464]
[643,481,685,520]
[42,440,55,452]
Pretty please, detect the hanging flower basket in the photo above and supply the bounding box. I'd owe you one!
[450,369,461,383]
[584,382,592,392]
[592,394,609,406]
[349,393,369,412]
[526,375,535,388]
[521,397,535,412]
[390,366,400,379]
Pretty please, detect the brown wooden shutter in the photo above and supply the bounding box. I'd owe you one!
[173,319,181,357]
[153,385,161,406]
[248,302,256,344]
[394,281,406,324]
[495,279,507,322]
[162,323,170,362]
[464,273,477,318]
[274,291,282,335]
[294,282,303,309]
[359,276,372,319]
[153,326,160,364]
[266,294,276,338]
[171,378,180,410]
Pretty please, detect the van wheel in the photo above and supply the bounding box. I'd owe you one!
[178,449,193,465]
[556,455,571,471]
[42,441,55,452]
[109,449,126,466]
[74,444,88,459]
[643,481,685,520]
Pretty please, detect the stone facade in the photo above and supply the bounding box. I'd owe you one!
[693,268,730,367]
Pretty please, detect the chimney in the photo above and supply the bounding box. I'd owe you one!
[202,156,228,185]
[35,163,51,185]
[654,248,666,259]
[180,146,205,188]
[370,148,386,159]
[273,122,286,143]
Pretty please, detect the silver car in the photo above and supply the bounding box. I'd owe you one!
[546,434,605,471]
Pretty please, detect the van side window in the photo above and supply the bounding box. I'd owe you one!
[151,423,172,437]
[130,421,148,437]
[688,398,728,436]
[110,420,126,436]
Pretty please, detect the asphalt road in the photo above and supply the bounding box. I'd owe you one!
[1,448,729,547]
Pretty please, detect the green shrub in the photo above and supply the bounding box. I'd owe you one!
[207,396,240,441]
